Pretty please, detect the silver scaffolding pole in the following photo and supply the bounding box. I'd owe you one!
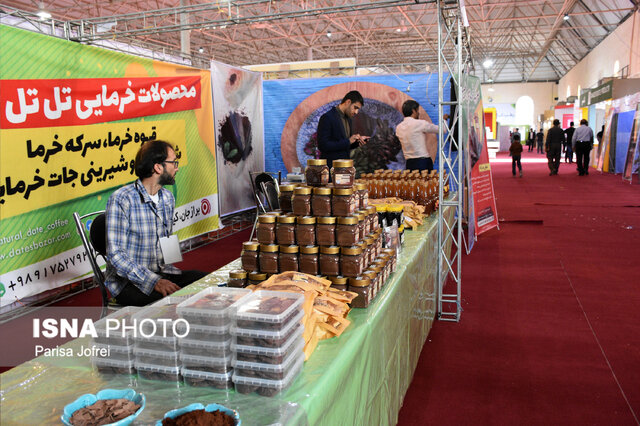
[437,0,470,322]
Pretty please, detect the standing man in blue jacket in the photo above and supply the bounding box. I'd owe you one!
[317,90,369,167]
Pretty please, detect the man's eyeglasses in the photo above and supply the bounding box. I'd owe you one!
[163,160,179,167]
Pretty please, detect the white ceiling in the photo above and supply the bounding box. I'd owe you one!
[1,0,637,82]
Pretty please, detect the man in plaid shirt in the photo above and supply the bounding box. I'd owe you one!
[105,140,207,306]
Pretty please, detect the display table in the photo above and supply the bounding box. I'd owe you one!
[0,205,454,425]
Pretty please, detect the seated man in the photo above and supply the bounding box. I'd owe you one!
[105,140,207,306]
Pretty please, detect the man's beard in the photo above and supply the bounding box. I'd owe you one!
[159,169,175,186]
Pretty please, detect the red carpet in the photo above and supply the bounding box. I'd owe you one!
[397,151,640,425]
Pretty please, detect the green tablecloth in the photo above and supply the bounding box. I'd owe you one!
[0,206,454,425]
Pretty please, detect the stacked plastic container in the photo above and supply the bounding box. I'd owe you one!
[230,290,305,397]
[91,307,139,376]
[176,287,252,390]
[132,296,189,382]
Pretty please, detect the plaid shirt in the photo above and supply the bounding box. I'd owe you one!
[105,180,180,297]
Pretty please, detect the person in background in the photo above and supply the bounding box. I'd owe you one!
[527,128,536,152]
[536,128,544,154]
[509,133,523,177]
[546,119,564,176]
[511,128,521,143]
[105,140,208,306]
[564,121,575,163]
[317,90,369,168]
[572,118,595,176]
[395,99,448,172]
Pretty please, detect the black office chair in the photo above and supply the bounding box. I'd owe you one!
[248,171,281,240]
[73,210,116,317]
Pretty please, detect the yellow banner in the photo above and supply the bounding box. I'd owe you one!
[0,120,187,219]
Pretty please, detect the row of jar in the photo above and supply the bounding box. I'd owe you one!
[360,168,439,181]
[256,210,380,247]
[304,158,356,188]
[367,179,440,214]
[279,184,368,217]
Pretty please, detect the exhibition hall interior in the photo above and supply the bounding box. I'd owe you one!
[1,1,639,424]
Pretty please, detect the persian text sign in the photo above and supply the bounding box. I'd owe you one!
[1,76,201,129]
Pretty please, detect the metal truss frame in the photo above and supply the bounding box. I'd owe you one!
[437,0,471,322]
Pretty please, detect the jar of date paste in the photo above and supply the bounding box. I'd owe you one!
[331,159,356,188]
[276,215,296,246]
[367,206,378,231]
[278,185,295,213]
[278,245,299,272]
[319,246,340,277]
[356,212,366,241]
[341,246,364,278]
[348,276,372,308]
[256,215,276,245]
[299,245,319,275]
[329,275,348,292]
[296,216,316,246]
[357,210,371,236]
[316,216,336,246]
[336,216,360,247]
[362,270,379,298]
[259,244,279,274]
[355,182,368,209]
[241,242,259,272]
[248,272,267,286]
[305,159,330,187]
[332,188,357,217]
[228,270,248,288]
[292,186,312,216]
[311,187,332,216]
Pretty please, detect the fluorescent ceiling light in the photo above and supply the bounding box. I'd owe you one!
[327,31,332,38]
[483,59,493,68]
[37,10,51,20]
[199,47,204,53]
[563,14,570,21]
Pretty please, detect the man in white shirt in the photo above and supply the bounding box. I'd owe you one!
[395,100,444,172]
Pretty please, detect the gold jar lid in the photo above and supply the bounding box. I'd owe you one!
[277,215,296,223]
[355,183,366,191]
[366,206,377,215]
[333,188,354,196]
[317,216,337,224]
[294,186,312,195]
[313,187,332,195]
[297,216,317,224]
[248,272,267,280]
[348,276,371,287]
[279,245,299,253]
[259,244,279,253]
[356,213,365,222]
[242,241,259,251]
[364,237,374,246]
[333,159,354,168]
[258,215,276,223]
[382,248,395,255]
[356,242,367,251]
[280,184,295,192]
[329,275,348,285]
[337,216,358,225]
[362,270,377,281]
[229,270,248,279]
[341,246,363,255]
[300,245,319,254]
[320,246,340,255]
[307,159,328,166]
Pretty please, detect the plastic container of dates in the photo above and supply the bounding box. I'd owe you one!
[180,352,233,375]
[182,367,234,389]
[231,310,304,348]
[231,339,305,381]
[231,329,304,365]
[231,290,304,332]
[179,323,231,343]
[177,287,251,327]
[135,361,181,382]
[133,346,180,368]
[232,356,304,397]
[93,307,140,347]
[131,296,187,351]
[179,337,233,359]
[92,357,136,376]
[90,342,135,363]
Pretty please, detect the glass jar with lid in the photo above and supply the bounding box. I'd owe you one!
[348,276,372,308]
[387,204,404,227]
[228,270,248,288]
[329,275,348,292]
[276,215,296,246]
[355,182,369,209]
[356,212,366,241]
[305,159,330,187]
[279,245,299,272]
[367,206,378,231]
[241,242,259,272]
[248,272,268,287]
[311,187,332,216]
[341,246,364,278]
[296,216,316,246]
[316,216,336,246]
[358,210,371,236]
[375,204,388,228]
[319,246,340,277]
[362,270,378,298]
[259,244,279,274]
[364,236,375,265]
[331,159,356,188]
[256,215,277,245]
[292,186,312,216]
[336,216,360,247]
[299,245,319,275]
[278,184,295,213]
[332,188,357,217]
[383,248,397,272]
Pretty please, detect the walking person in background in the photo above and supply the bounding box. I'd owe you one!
[511,128,521,143]
[527,128,535,152]
[509,133,523,177]
[564,121,575,163]
[536,128,544,154]
[546,119,564,175]
[572,119,595,176]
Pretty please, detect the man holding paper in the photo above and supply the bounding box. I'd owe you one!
[105,140,207,306]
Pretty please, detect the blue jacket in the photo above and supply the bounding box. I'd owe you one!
[317,107,357,167]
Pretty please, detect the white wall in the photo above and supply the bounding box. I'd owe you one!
[481,81,557,126]
[559,10,640,100]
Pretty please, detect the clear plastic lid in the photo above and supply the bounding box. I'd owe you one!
[180,352,232,367]
[231,339,304,372]
[179,337,232,350]
[231,328,303,356]
[232,356,304,389]
[91,342,134,355]
[134,361,181,375]
[232,290,304,324]
[177,287,252,319]
[133,346,180,360]
[181,367,233,381]
[230,310,304,339]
